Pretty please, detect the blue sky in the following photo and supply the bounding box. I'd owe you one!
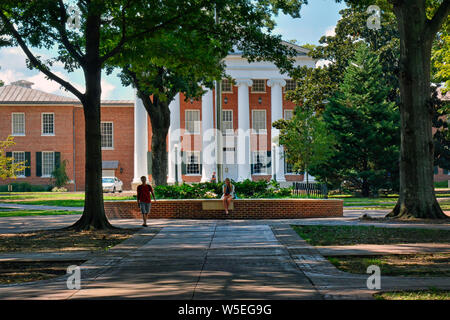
[0,1,347,100]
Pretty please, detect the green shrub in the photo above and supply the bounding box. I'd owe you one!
[51,160,70,188]
[153,180,294,199]
[434,180,449,188]
[0,182,52,192]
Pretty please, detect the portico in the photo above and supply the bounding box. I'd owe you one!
[132,42,316,186]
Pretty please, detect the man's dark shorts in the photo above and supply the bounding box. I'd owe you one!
[139,202,151,214]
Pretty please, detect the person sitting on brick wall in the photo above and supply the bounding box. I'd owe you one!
[221,178,235,215]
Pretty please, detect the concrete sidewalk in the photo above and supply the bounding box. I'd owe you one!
[0,202,82,212]
[0,213,449,300]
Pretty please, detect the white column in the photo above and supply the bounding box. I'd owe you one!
[268,78,286,182]
[167,93,181,184]
[236,78,252,181]
[132,91,148,189]
[201,88,216,182]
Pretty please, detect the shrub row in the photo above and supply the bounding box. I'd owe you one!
[0,182,52,192]
[153,179,293,199]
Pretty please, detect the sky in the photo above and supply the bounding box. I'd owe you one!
[0,0,347,101]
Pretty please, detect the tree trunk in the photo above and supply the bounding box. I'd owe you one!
[69,68,115,230]
[150,101,170,186]
[388,2,447,219]
[139,93,171,186]
[361,178,370,198]
[68,12,115,230]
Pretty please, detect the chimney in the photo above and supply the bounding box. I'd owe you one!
[11,80,34,89]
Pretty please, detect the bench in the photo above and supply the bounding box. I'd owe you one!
[202,199,234,210]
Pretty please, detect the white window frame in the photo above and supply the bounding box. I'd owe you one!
[186,151,201,175]
[252,109,267,134]
[251,79,266,93]
[185,110,201,135]
[284,109,294,120]
[41,113,55,136]
[252,151,269,175]
[11,113,25,136]
[41,151,55,178]
[221,79,233,93]
[12,151,26,178]
[101,121,114,150]
[222,109,234,135]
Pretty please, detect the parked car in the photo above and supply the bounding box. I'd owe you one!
[102,177,123,193]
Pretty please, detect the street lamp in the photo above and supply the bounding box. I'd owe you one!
[174,144,179,184]
[272,143,277,182]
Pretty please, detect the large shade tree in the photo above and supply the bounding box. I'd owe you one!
[382,0,449,219]
[0,0,308,229]
[335,0,449,218]
[113,1,305,186]
[294,0,449,218]
[0,0,227,230]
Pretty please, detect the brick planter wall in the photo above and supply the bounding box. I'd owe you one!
[104,199,343,220]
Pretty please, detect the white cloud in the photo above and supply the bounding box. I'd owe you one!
[325,25,336,37]
[101,79,115,100]
[0,46,118,100]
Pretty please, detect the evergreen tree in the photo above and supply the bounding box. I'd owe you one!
[318,44,400,196]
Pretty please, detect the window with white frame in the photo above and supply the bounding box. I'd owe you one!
[252,151,269,174]
[42,151,55,177]
[186,151,200,175]
[101,122,114,149]
[222,79,233,93]
[222,110,233,135]
[12,113,25,136]
[252,110,266,133]
[185,110,201,134]
[42,113,54,135]
[12,151,25,177]
[284,109,294,120]
[285,79,297,91]
[251,79,266,93]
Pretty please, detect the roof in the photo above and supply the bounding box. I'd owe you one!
[228,40,310,57]
[0,84,133,105]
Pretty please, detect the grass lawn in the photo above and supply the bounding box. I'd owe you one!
[327,253,450,277]
[0,260,86,284]
[0,192,135,207]
[0,227,140,284]
[0,210,80,217]
[374,289,450,300]
[0,228,139,253]
[292,225,450,246]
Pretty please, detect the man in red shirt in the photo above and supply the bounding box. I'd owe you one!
[137,176,156,227]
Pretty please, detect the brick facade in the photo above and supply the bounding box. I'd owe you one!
[0,94,134,190]
[104,199,344,219]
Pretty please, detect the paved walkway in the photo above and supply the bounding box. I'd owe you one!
[0,212,449,300]
[0,202,82,212]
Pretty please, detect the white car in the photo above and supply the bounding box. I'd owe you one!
[102,177,123,193]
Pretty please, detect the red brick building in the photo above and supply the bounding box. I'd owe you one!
[0,80,134,191]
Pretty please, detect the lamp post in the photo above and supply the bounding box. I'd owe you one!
[174,144,179,184]
[215,6,223,183]
[272,143,277,182]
